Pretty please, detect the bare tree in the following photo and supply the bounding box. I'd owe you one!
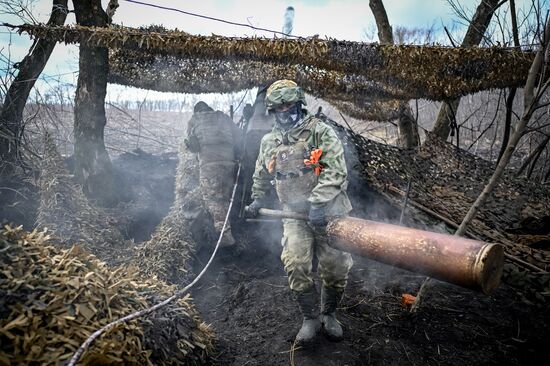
[0,0,68,175]
[497,0,521,164]
[456,17,550,235]
[393,25,435,44]
[431,0,502,141]
[369,0,420,148]
[73,0,117,206]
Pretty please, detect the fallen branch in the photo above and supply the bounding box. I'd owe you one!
[503,252,547,273]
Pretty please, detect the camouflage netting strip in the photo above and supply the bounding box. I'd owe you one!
[326,98,404,121]
[0,225,214,365]
[109,50,401,99]
[133,144,208,284]
[109,50,405,120]
[16,24,534,100]
[36,134,128,264]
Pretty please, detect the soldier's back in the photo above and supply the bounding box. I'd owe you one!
[194,111,236,164]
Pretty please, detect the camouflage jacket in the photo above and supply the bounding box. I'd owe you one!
[251,112,352,216]
[186,110,242,164]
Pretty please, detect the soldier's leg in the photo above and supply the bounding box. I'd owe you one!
[199,162,236,247]
[315,229,353,341]
[281,219,320,344]
[281,219,316,292]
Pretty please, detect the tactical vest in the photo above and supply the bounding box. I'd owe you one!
[272,120,318,206]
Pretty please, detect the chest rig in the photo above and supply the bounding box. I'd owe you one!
[271,119,318,205]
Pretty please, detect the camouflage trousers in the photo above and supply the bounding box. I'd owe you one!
[199,161,236,236]
[281,218,353,293]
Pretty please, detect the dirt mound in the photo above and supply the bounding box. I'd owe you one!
[36,134,128,264]
[0,225,214,365]
[134,145,212,284]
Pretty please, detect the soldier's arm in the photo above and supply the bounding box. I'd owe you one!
[251,137,274,200]
[184,116,200,152]
[308,123,348,206]
[186,115,196,137]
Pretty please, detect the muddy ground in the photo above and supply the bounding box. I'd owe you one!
[192,226,549,366]
[1,150,548,366]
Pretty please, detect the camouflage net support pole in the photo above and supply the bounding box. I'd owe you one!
[68,162,243,366]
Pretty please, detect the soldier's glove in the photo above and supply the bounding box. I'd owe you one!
[308,205,327,228]
[245,198,264,218]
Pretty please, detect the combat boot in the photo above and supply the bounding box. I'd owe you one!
[219,229,236,247]
[214,222,236,248]
[293,289,321,345]
[321,286,344,341]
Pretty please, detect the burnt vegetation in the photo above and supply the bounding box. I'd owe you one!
[1,0,550,365]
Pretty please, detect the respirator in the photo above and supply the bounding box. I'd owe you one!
[274,102,302,128]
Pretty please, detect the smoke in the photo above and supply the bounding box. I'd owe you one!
[282,6,295,36]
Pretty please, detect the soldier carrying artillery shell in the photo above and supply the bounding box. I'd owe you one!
[246,80,353,345]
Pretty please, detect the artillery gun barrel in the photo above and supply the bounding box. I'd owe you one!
[256,208,504,294]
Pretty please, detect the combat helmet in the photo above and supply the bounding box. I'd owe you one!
[265,80,307,111]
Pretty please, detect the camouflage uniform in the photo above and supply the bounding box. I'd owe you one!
[248,79,352,343]
[251,112,353,292]
[186,108,240,247]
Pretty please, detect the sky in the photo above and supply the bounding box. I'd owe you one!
[0,0,543,104]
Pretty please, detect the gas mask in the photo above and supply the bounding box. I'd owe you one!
[274,102,302,129]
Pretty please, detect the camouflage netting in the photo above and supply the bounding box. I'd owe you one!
[15,24,534,102]
[327,98,404,121]
[134,145,210,284]
[108,49,406,121]
[36,134,128,264]
[0,225,214,365]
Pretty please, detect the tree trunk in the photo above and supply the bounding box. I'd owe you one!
[497,88,517,163]
[509,0,520,49]
[456,19,550,236]
[397,103,420,148]
[0,0,68,176]
[516,134,550,178]
[431,0,501,141]
[497,0,521,164]
[73,0,117,206]
[431,99,460,141]
[369,0,393,44]
[526,136,548,179]
[369,0,419,148]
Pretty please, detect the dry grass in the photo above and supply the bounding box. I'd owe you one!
[36,133,128,263]
[0,225,214,365]
[133,144,209,284]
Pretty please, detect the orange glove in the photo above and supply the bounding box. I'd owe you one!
[304,148,323,176]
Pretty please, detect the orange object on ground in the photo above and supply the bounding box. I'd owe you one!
[304,148,323,176]
[401,294,416,309]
